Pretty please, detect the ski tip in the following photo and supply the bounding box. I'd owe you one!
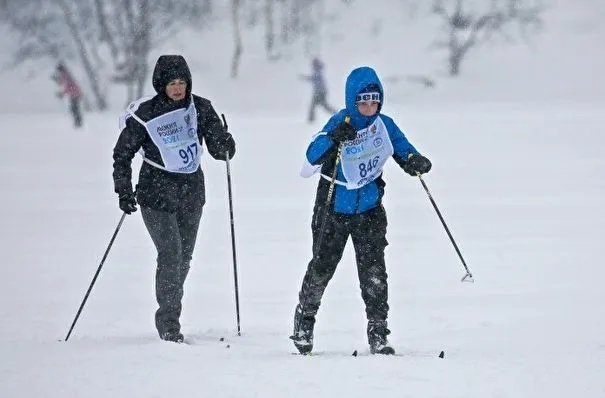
[219,337,225,342]
[225,344,231,349]
[352,350,358,357]
[438,350,445,359]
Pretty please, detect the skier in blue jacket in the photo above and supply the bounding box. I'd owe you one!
[300,57,336,122]
[291,66,432,355]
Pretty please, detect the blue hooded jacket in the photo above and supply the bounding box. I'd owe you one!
[304,66,420,214]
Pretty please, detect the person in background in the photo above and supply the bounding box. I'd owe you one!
[52,62,83,128]
[291,66,432,355]
[112,55,236,343]
[300,57,336,123]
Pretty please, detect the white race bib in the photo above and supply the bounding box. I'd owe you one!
[124,98,203,174]
[340,116,394,189]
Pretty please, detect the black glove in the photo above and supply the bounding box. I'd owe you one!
[118,192,138,214]
[331,122,357,143]
[403,153,432,176]
[213,134,236,161]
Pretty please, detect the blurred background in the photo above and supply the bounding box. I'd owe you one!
[0,0,603,120]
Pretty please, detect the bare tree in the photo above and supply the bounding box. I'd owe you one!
[231,0,243,78]
[109,0,150,103]
[93,0,119,60]
[105,0,205,103]
[0,1,66,65]
[271,0,325,60]
[57,0,108,109]
[301,0,314,56]
[432,0,543,76]
[0,0,212,108]
[264,0,277,60]
[133,0,151,99]
[0,0,108,109]
[225,0,333,73]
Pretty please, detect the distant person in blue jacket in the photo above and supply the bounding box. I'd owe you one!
[291,66,432,356]
[300,57,336,123]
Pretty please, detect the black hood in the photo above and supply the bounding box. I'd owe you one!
[152,55,192,97]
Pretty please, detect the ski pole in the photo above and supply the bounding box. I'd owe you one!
[221,114,241,336]
[64,212,127,341]
[296,116,350,327]
[417,174,474,282]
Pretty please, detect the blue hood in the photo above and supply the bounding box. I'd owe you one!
[345,66,384,128]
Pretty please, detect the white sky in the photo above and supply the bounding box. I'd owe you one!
[1,1,604,397]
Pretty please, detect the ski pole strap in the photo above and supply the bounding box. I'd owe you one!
[325,116,350,203]
[320,173,346,185]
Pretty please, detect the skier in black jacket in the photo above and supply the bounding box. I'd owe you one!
[112,55,235,343]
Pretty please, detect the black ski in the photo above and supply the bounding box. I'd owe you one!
[291,349,445,358]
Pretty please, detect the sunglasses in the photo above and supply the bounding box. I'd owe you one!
[355,92,381,103]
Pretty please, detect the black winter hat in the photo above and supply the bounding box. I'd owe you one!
[152,55,192,96]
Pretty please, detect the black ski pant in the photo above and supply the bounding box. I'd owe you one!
[141,195,203,337]
[69,96,82,128]
[308,91,336,122]
[297,205,390,323]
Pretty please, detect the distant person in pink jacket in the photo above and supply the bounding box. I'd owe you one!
[300,57,336,123]
[52,62,83,128]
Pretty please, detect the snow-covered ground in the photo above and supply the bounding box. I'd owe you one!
[1,1,604,397]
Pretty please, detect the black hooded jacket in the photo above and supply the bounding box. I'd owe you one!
[112,55,236,212]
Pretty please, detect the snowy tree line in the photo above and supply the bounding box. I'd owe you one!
[0,0,212,109]
[0,0,543,110]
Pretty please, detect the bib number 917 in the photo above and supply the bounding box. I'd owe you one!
[179,143,198,164]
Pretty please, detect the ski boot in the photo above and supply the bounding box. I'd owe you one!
[160,331,184,344]
[290,304,315,355]
[368,320,395,355]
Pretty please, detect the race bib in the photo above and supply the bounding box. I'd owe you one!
[340,116,394,189]
[125,98,202,174]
